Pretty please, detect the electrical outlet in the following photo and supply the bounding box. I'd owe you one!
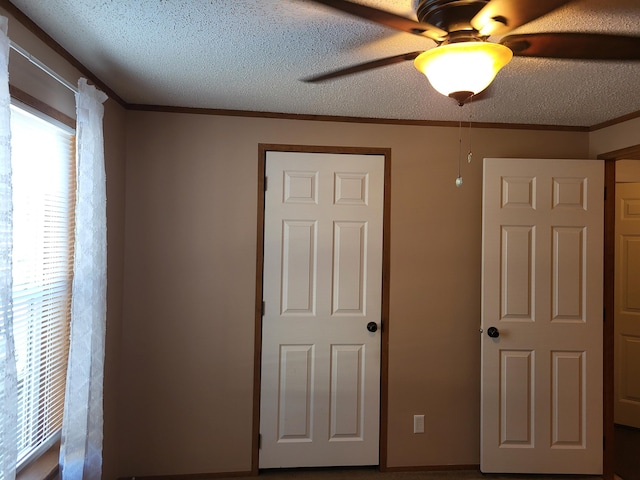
[413,414,425,433]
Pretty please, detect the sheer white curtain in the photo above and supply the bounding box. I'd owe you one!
[59,78,108,480]
[0,16,17,480]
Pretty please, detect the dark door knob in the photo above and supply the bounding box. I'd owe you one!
[367,322,378,333]
[487,326,499,338]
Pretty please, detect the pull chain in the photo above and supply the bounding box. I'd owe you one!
[455,94,475,188]
[467,95,473,164]
[456,115,463,187]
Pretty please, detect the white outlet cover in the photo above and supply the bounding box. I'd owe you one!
[413,414,425,433]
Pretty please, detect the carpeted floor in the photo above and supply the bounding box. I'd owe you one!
[244,467,603,480]
[615,424,640,480]
[208,433,640,480]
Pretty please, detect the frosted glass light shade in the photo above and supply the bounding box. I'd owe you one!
[414,42,513,97]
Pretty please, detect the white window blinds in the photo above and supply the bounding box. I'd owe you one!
[10,103,75,468]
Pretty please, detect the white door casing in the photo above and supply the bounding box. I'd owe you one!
[481,158,603,474]
[259,151,384,468]
[615,182,640,428]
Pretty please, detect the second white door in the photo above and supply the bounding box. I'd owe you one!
[259,151,384,468]
[481,158,604,474]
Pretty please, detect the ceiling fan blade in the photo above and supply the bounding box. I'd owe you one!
[501,33,640,60]
[303,0,446,41]
[471,0,572,36]
[303,51,424,83]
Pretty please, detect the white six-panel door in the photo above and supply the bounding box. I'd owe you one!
[481,158,603,474]
[615,182,640,428]
[259,151,384,468]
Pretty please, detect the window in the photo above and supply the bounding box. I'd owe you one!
[10,102,75,469]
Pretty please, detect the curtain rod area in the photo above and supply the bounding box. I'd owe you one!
[9,41,77,94]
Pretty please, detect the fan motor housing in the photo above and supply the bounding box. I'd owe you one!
[417,0,488,35]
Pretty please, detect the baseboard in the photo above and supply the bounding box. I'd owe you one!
[380,464,480,473]
[117,470,255,480]
[118,464,483,479]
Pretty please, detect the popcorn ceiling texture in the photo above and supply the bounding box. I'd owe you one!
[9,0,640,126]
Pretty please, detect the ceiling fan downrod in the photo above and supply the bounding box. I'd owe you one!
[417,0,489,40]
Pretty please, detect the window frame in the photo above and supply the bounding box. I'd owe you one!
[9,95,76,474]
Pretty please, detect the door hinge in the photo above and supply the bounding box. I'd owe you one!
[261,301,265,316]
[258,433,262,449]
[264,176,268,191]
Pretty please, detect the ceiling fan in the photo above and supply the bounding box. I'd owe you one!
[302,0,640,105]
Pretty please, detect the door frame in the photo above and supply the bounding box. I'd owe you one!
[599,144,640,480]
[252,144,392,474]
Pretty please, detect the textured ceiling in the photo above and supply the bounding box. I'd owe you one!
[8,0,640,127]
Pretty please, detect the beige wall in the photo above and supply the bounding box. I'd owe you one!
[102,100,127,480]
[589,116,640,158]
[4,3,640,478]
[121,111,590,476]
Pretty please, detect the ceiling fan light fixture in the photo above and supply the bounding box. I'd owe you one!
[414,42,513,99]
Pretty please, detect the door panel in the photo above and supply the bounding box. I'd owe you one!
[330,344,364,440]
[552,226,584,321]
[282,220,316,314]
[260,151,384,468]
[333,221,366,314]
[500,225,534,319]
[481,158,603,474]
[499,349,534,446]
[615,182,640,428]
[278,345,314,441]
[551,351,585,446]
